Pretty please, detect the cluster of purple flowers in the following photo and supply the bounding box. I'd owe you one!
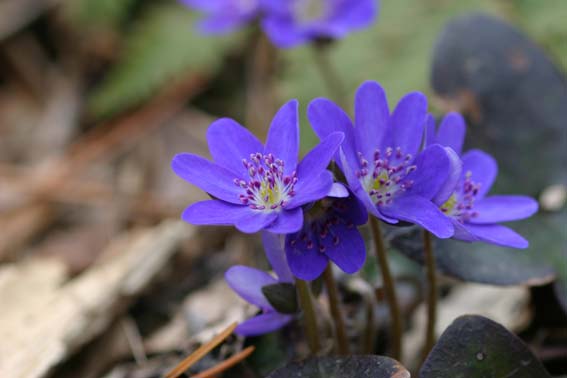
[171,81,537,336]
[180,0,378,48]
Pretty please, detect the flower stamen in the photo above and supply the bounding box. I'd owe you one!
[236,153,297,212]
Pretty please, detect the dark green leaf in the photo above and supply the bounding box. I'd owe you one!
[267,356,410,378]
[432,13,567,195]
[420,315,552,378]
[262,283,298,314]
[390,225,556,286]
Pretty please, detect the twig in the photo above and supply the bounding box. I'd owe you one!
[322,265,350,354]
[39,73,208,195]
[165,323,237,378]
[191,346,255,378]
[369,217,402,361]
[0,164,177,217]
[121,317,147,365]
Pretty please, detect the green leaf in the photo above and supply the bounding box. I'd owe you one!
[262,283,298,314]
[88,4,242,118]
[420,315,552,378]
[267,356,410,378]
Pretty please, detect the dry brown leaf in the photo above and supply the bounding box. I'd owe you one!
[0,220,190,378]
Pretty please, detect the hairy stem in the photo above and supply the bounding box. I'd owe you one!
[323,264,350,354]
[296,279,321,354]
[369,217,402,360]
[362,292,376,354]
[312,43,348,109]
[422,230,437,359]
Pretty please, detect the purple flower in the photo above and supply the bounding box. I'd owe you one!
[226,265,294,336]
[171,100,344,234]
[285,188,368,280]
[226,232,295,336]
[426,112,538,248]
[261,0,378,48]
[308,81,455,238]
[180,0,260,34]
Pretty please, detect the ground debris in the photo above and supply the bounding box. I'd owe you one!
[0,220,190,378]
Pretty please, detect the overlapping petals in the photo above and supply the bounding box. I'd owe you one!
[172,100,344,234]
[430,113,538,248]
[309,81,455,238]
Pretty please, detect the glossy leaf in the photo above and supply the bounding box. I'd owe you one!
[420,315,551,378]
[390,225,555,286]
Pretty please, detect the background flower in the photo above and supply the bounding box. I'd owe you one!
[427,113,538,248]
[309,81,454,238]
[261,0,378,48]
[180,0,261,34]
[171,100,344,234]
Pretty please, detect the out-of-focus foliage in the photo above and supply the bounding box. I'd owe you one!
[275,0,567,151]
[64,0,138,28]
[85,4,243,118]
[58,0,566,136]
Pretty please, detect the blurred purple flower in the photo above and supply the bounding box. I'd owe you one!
[261,0,378,48]
[226,265,294,336]
[285,188,368,280]
[309,81,455,238]
[171,100,344,234]
[426,113,538,248]
[180,0,260,34]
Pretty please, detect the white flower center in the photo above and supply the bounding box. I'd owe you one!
[234,153,297,211]
[356,146,416,207]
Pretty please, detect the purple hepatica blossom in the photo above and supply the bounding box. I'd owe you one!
[308,81,455,238]
[285,189,368,280]
[171,100,344,234]
[180,0,260,34]
[226,265,294,336]
[426,112,538,248]
[261,0,378,48]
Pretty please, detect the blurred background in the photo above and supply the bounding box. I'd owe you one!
[0,0,565,377]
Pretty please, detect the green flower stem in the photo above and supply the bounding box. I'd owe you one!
[296,279,321,354]
[369,217,402,361]
[312,42,348,110]
[422,230,437,359]
[323,264,350,354]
